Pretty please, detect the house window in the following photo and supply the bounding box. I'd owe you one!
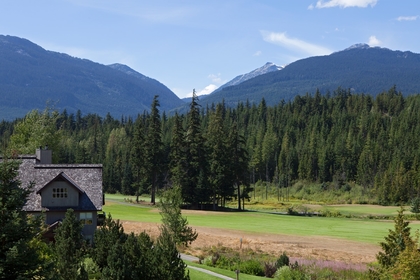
[80,212,93,225]
[52,188,67,198]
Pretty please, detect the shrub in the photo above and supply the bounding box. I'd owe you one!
[264,262,277,278]
[276,252,290,268]
[83,257,101,278]
[240,259,265,276]
[411,196,420,215]
[274,266,310,280]
[319,209,342,217]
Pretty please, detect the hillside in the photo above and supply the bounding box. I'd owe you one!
[200,44,420,107]
[0,35,184,120]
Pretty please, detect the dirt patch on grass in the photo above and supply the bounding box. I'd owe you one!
[121,220,379,265]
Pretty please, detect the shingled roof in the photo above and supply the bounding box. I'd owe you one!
[15,155,103,212]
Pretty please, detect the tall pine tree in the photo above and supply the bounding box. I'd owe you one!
[0,159,49,279]
[183,90,209,207]
[145,95,164,204]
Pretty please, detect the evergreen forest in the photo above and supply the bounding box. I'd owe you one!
[2,86,420,207]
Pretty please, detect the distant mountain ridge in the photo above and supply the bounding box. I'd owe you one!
[212,62,283,94]
[200,44,420,107]
[3,35,420,120]
[0,35,184,121]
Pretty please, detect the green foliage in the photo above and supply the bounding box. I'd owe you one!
[411,196,420,214]
[92,214,127,271]
[155,227,190,280]
[390,232,420,279]
[276,252,290,268]
[159,186,198,246]
[376,207,412,269]
[4,89,420,207]
[53,209,87,280]
[92,213,189,280]
[370,207,415,279]
[7,108,61,160]
[183,90,210,206]
[130,115,147,198]
[202,246,269,277]
[82,258,100,279]
[169,113,187,189]
[239,259,265,276]
[144,95,164,204]
[0,159,51,280]
[274,266,310,280]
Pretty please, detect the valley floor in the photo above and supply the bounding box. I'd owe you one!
[122,218,379,266]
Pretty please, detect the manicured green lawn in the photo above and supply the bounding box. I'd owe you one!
[183,211,420,244]
[103,201,159,223]
[105,193,153,203]
[188,268,222,280]
[103,195,420,245]
[320,204,406,216]
[186,261,265,280]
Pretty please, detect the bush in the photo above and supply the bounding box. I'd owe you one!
[319,209,342,217]
[240,259,264,276]
[287,206,299,215]
[264,262,277,278]
[276,252,290,268]
[274,266,310,280]
[83,257,101,278]
[411,196,420,215]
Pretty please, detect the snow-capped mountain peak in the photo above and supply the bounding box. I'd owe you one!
[212,62,283,94]
[344,43,370,51]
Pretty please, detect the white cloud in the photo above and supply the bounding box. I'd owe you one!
[261,31,332,56]
[253,50,262,56]
[198,84,219,96]
[185,85,218,98]
[310,0,377,9]
[368,35,381,46]
[183,73,227,98]
[397,15,418,21]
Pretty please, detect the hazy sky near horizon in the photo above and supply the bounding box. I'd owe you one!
[1,0,419,98]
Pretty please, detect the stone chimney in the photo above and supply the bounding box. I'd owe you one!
[36,146,52,164]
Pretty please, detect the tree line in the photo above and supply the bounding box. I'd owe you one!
[1,86,420,206]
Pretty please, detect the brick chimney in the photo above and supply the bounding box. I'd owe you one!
[36,146,52,164]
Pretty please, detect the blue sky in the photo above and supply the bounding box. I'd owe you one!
[1,0,419,98]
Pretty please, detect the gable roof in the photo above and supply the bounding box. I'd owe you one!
[14,155,103,212]
[36,172,85,195]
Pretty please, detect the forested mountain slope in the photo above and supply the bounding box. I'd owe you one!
[0,35,184,121]
[201,44,420,107]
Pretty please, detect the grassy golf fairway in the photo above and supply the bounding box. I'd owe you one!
[103,196,420,245]
[320,204,406,216]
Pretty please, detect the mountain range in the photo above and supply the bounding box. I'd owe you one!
[0,35,184,121]
[200,43,420,107]
[2,35,420,121]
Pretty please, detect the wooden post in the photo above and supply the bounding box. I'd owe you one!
[235,269,240,280]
